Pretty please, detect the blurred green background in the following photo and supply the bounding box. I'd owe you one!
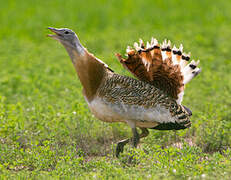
[0,0,230,179]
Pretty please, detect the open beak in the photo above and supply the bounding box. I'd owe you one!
[47,27,63,39]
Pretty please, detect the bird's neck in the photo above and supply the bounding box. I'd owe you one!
[64,44,108,101]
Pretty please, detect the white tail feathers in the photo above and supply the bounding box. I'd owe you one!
[117,37,201,105]
[159,39,200,86]
[126,46,132,54]
[133,42,140,51]
[151,37,158,46]
[130,38,201,87]
[183,60,201,84]
[160,39,168,61]
[180,52,191,68]
[139,39,144,48]
[179,44,183,52]
[177,91,184,104]
[172,45,179,65]
[146,41,151,49]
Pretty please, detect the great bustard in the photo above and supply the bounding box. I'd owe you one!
[48,27,201,157]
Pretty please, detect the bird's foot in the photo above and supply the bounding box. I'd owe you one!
[115,139,129,158]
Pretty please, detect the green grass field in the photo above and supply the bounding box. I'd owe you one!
[0,0,230,179]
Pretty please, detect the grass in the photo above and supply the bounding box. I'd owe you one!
[0,0,230,179]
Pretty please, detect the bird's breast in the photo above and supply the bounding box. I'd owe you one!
[85,96,125,123]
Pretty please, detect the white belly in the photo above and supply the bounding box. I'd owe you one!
[86,97,177,128]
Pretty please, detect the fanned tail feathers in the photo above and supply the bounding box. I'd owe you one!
[116,37,201,104]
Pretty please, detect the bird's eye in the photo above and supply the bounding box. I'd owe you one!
[64,31,69,34]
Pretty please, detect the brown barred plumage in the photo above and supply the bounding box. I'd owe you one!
[97,73,191,128]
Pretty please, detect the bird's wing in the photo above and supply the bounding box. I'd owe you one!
[97,74,191,130]
[116,38,201,104]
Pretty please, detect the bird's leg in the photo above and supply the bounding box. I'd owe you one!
[131,127,139,148]
[116,138,129,158]
[116,128,149,158]
[127,127,140,163]
[115,127,139,158]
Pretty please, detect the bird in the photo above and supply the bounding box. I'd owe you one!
[48,27,201,157]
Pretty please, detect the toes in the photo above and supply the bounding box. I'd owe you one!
[116,142,124,157]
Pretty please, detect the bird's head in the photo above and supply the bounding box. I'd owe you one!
[48,27,79,48]
[48,27,85,56]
